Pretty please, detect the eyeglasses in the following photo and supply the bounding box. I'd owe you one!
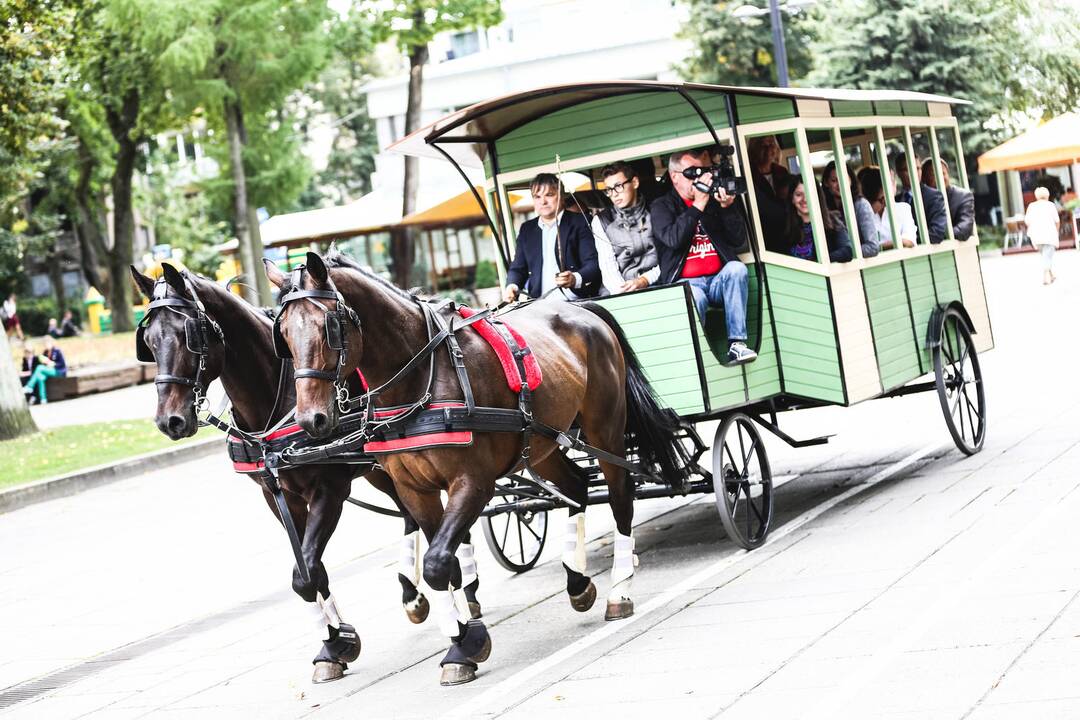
[603,180,633,196]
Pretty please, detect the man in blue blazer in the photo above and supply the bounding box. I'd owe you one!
[503,173,601,302]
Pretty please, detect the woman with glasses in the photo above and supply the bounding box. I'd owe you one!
[590,161,661,295]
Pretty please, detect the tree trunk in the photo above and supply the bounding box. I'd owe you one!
[48,245,67,316]
[224,95,271,306]
[391,38,428,290]
[0,331,37,440]
[105,89,139,333]
[73,139,112,298]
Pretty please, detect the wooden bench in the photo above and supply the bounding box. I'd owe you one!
[43,361,154,401]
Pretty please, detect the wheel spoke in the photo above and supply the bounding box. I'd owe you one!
[520,515,542,542]
[737,424,747,473]
[500,513,510,551]
[750,495,765,524]
[744,486,753,537]
[723,441,738,473]
[741,437,758,478]
[516,516,525,564]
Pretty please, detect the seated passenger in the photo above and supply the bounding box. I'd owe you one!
[591,161,660,294]
[858,166,916,250]
[822,161,842,213]
[849,172,881,258]
[747,135,790,249]
[503,173,601,303]
[895,152,947,244]
[923,158,974,241]
[773,175,852,263]
[651,149,756,365]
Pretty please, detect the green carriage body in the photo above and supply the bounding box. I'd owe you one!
[392,82,993,419]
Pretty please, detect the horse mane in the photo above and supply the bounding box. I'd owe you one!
[322,246,415,302]
[183,270,273,328]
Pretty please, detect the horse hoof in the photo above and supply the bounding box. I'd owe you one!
[605,598,634,621]
[569,581,597,613]
[468,601,482,620]
[440,663,476,686]
[312,661,345,684]
[405,594,430,624]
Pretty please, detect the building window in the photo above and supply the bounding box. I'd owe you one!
[449,30,480,60]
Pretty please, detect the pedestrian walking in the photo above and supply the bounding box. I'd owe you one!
[1024,186,1060,285]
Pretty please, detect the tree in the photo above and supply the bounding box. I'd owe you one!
[678,0,817,87]
[133,0,334,306]
[294,8,380,210]
[810,0,1080,162]
[369,0,503,289]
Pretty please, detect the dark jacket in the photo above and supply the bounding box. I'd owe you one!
[650,187,749,284]
[46,347,67,375]
[506,212,601,298]
[946,185,975,241]
[898,183,948,244]
[753,163,791,249]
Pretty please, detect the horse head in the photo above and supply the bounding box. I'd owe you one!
[130,263,225,440]
[265,251,362,439]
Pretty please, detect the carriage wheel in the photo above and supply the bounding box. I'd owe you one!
[480,499,548,573]
[933,308,986,455]
[712,413,773,550]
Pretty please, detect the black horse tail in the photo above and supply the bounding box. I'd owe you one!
[580,302,685,484]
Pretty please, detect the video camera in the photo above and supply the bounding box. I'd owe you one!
[680,145,748,197]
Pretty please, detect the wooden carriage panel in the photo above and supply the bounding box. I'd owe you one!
[863,263,921,392]
[954,243,994,353]
[903,256,938,374]
[744,269,782,404]
[600,286,706,416]
[735,94,796,124]
[766,264,844,404]
[931,251,962,305]
[829,271,881,404]
[495,92,730,174]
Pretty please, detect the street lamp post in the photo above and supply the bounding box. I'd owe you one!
[767,0,790,88]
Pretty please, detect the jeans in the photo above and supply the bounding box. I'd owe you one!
[686,261,748,341]
[24,365,58,403]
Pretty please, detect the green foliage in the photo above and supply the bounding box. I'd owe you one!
[0,0,74,218]
[295,7,380,210]
[810,0,1080,159]
[370,0,504,52]
[678,0,816,86]
[13,296,83,337]
[136,169,230,278]
[474,259,498,288]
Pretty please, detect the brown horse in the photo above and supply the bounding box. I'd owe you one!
[265,250,682,686]
[129,263,483,684]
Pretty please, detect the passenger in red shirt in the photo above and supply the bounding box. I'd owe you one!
[650,149,756,365]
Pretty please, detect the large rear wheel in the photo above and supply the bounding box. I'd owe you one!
[712,413,773,550]
[933,308,986,455]
[480,497,548,573]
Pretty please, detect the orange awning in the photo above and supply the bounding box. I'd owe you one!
[977,113,1080,173]
[398,187,522,228]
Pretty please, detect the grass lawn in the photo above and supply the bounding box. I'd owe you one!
[0,419,200,490]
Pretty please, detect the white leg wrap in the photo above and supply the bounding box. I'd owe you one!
[315,592,342,629]
[433,588,464,638]
[398,530,421,586]
[453,588,471,619]
[456,543,478,588]
[562,514,587,574]
[607,532,636,602]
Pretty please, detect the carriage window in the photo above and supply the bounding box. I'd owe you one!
[934,127,967,190]
[909,126,949,243]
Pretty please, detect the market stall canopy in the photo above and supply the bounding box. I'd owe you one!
[387,80,967,168]
[977,114,1080,174]
[259,188,404,247]
[398,186,523,228]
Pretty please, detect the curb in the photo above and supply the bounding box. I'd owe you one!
[0,437,223,515]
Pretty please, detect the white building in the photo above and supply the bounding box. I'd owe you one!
[363,0,689,198]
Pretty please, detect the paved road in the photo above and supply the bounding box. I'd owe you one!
[1,250,1078,719]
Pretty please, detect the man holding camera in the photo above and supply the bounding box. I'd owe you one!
[651,148,756,365]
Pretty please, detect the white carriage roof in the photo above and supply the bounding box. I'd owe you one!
[388,81,968,167]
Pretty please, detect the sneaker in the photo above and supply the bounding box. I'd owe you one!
[727,341,757,365]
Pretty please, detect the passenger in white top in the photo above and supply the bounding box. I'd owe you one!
[588,161,661,294]
[858,166,916,251]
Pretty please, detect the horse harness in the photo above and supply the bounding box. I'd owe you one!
[136,276,224,412]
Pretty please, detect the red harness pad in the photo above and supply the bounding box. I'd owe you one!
[457,307,542,392]
[228,423,305,473]
[364,401,472,453]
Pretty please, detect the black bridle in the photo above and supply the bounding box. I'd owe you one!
[136,275,224,411]
[273,266,362,412]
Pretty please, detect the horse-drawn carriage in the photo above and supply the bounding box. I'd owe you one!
[134,81,990,686]
[389,81,991,565]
